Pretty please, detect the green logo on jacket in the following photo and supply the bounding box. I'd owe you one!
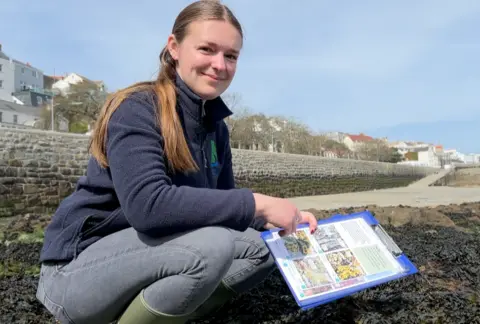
[210,140,219,176]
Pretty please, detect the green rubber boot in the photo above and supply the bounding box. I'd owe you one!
[117,292,193,324]
[117,283,236,324]
[190,282,236,318]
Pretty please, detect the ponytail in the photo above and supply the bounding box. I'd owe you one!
[155,47,198,173]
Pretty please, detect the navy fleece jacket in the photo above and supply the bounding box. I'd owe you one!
[39,76,262,262]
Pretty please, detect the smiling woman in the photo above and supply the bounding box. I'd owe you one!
[34,1,317,324]
[169,19,242,99]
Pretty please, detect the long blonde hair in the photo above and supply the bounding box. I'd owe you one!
[89,0,243,173]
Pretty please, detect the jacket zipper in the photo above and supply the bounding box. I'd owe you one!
[200,100,208,187]
[201,136,207,169]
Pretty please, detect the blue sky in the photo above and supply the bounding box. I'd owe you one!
[2,0,479,152]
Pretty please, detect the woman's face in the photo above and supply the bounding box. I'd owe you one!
[168,19,242,100]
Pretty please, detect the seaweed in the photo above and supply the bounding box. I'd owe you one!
[1,203,480,323]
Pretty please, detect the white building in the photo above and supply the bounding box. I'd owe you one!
[443,149,466,163]
[389,141,430,156]
[0,44,48,104]
[320,131,347,143]
[0,99,68,131]
[464,154,480,164]
[0,45,15,102]
[397,145,442,168]
[343,133,374,152]
[417,146,441,168]
[0,99,41,126]
[52,72,105,96]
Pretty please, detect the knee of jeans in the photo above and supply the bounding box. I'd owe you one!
[194,226,235,272]
[239,231,273,263]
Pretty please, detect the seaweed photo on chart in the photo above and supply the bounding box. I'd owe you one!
[326,249,365,281]
[281,230,316,258]
[313,224,348,253]
[293,257,333,289]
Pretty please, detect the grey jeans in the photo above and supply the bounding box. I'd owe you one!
[36,226,275,324]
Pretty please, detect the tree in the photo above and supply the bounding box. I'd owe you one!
[375,142,404,163]
[387,147,404,163]
[305,134,329,156]
[219,91,393,161]
[42,81,108,132]
[250,113,276,150]
[286,122,313,155]
[322,139,351,158]
[355,140,377,161]
[222,92,253,147]
[356,139,404,163]
[268,116,311,154]
[39,103,66,131]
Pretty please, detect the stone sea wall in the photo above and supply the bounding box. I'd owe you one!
[0,128,436,217]
[433,167,480,187]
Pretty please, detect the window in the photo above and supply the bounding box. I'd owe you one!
[32,71,37,77]
[21,67,25,74]
[0,80,3,88]
[0,112,2,122]
[0,64,2,72]
[13,115,18,124]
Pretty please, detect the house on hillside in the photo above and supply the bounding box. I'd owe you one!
[0,99,68,131]
[0,43,51,105]
[0,99,41,127]
[12,88,54,108]
[464,154,480,164]
[0,45,15,102]
[322,150,339,158]
[418,146,441,168]
[443,149,466,163]
[388,141,430,156]
[43,74,64,90]
[434,145,443,154]
[13,60,44,93]
[51,72,106,95]
[343,133,374,151]
[320,131,347,143]
[399,145,441,168]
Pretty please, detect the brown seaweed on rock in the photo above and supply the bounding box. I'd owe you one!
[1,203,480,323]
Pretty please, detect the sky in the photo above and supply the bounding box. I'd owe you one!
[1,0,479,152]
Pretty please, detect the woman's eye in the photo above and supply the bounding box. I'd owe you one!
[200,47,213,53]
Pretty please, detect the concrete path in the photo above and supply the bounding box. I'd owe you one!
[289,170,480,210]
[407,168,451,188]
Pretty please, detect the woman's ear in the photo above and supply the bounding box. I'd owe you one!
[167,34,179,60]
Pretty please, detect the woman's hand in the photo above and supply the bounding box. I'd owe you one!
[264,211,317,234]
[253,193,318,236]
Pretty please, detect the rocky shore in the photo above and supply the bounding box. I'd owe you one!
[1,202,480,324]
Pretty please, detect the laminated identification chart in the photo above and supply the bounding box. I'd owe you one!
[261,211,418,309]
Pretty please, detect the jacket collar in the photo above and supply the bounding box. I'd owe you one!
[175,73,233,125]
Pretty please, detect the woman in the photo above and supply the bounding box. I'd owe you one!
[36,1,317,323]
